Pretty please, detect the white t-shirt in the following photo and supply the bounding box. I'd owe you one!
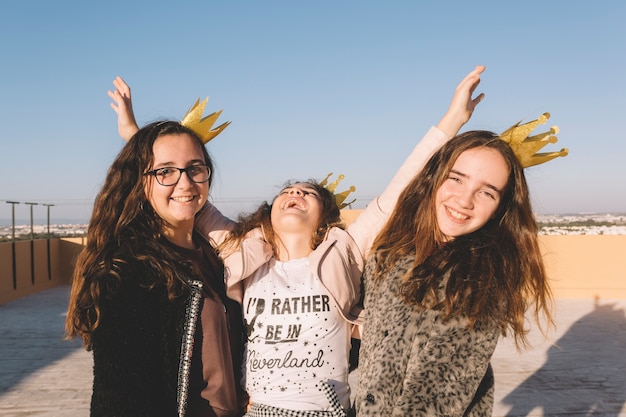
[242,257,351,410]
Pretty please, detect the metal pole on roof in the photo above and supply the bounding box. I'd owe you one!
[24,202,38,284]
[6,201,20,289]
[43,204,54,280]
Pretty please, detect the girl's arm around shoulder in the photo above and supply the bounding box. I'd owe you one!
[194,201,236,248]
[221,227,274,304]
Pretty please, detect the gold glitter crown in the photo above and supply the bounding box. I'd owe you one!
[320,173,356,209]
[500,112,568,168]
[180,98,230,144]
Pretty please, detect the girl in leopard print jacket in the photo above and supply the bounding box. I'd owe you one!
[355,131,554,416]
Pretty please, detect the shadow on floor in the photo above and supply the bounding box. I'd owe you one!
[502,299,626,416]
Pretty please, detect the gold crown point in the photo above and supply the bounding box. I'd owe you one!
[180,97,230,144]
[326,174,346,193]
[501,113,568,168]
[501,112,551,145]
[524,148,569,168]
[319,172,333,187]
[335,186,357,209]
[320,173,356,209]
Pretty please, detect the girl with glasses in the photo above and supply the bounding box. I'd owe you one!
[66,121,246,417]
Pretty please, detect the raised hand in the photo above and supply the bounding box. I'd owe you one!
[436,65,486,138]
[107,76,139,142]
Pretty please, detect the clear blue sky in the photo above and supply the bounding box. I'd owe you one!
[1,1,624,224]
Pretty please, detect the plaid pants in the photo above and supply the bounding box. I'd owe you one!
[245,381,351,417]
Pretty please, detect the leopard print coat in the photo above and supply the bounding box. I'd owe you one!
[355,255,500,417]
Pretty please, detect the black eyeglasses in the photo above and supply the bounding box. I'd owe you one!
[144,165,211,186]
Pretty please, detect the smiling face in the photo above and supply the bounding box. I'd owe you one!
[270,183,323,235]
[145,133,209,237]
[435,147,510,241]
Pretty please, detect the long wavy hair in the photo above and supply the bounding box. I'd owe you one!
[65,121,215,348]
[369,130,553,347]
[221,180,344,258]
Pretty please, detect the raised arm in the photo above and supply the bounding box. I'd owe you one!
[348,65,487,253]
[107,76,140,141]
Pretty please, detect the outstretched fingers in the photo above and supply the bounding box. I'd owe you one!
[455,65,486,118]
[107,76,139,142]
[464,66,485,112]
[436,65,486,138]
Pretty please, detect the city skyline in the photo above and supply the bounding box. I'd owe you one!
[1,210,625,231]
[2,198,626,228]
[1,2,625,221]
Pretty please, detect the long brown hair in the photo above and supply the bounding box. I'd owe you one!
[370,130,553,347]
[220,180,344,258]
[65,121,215,348]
